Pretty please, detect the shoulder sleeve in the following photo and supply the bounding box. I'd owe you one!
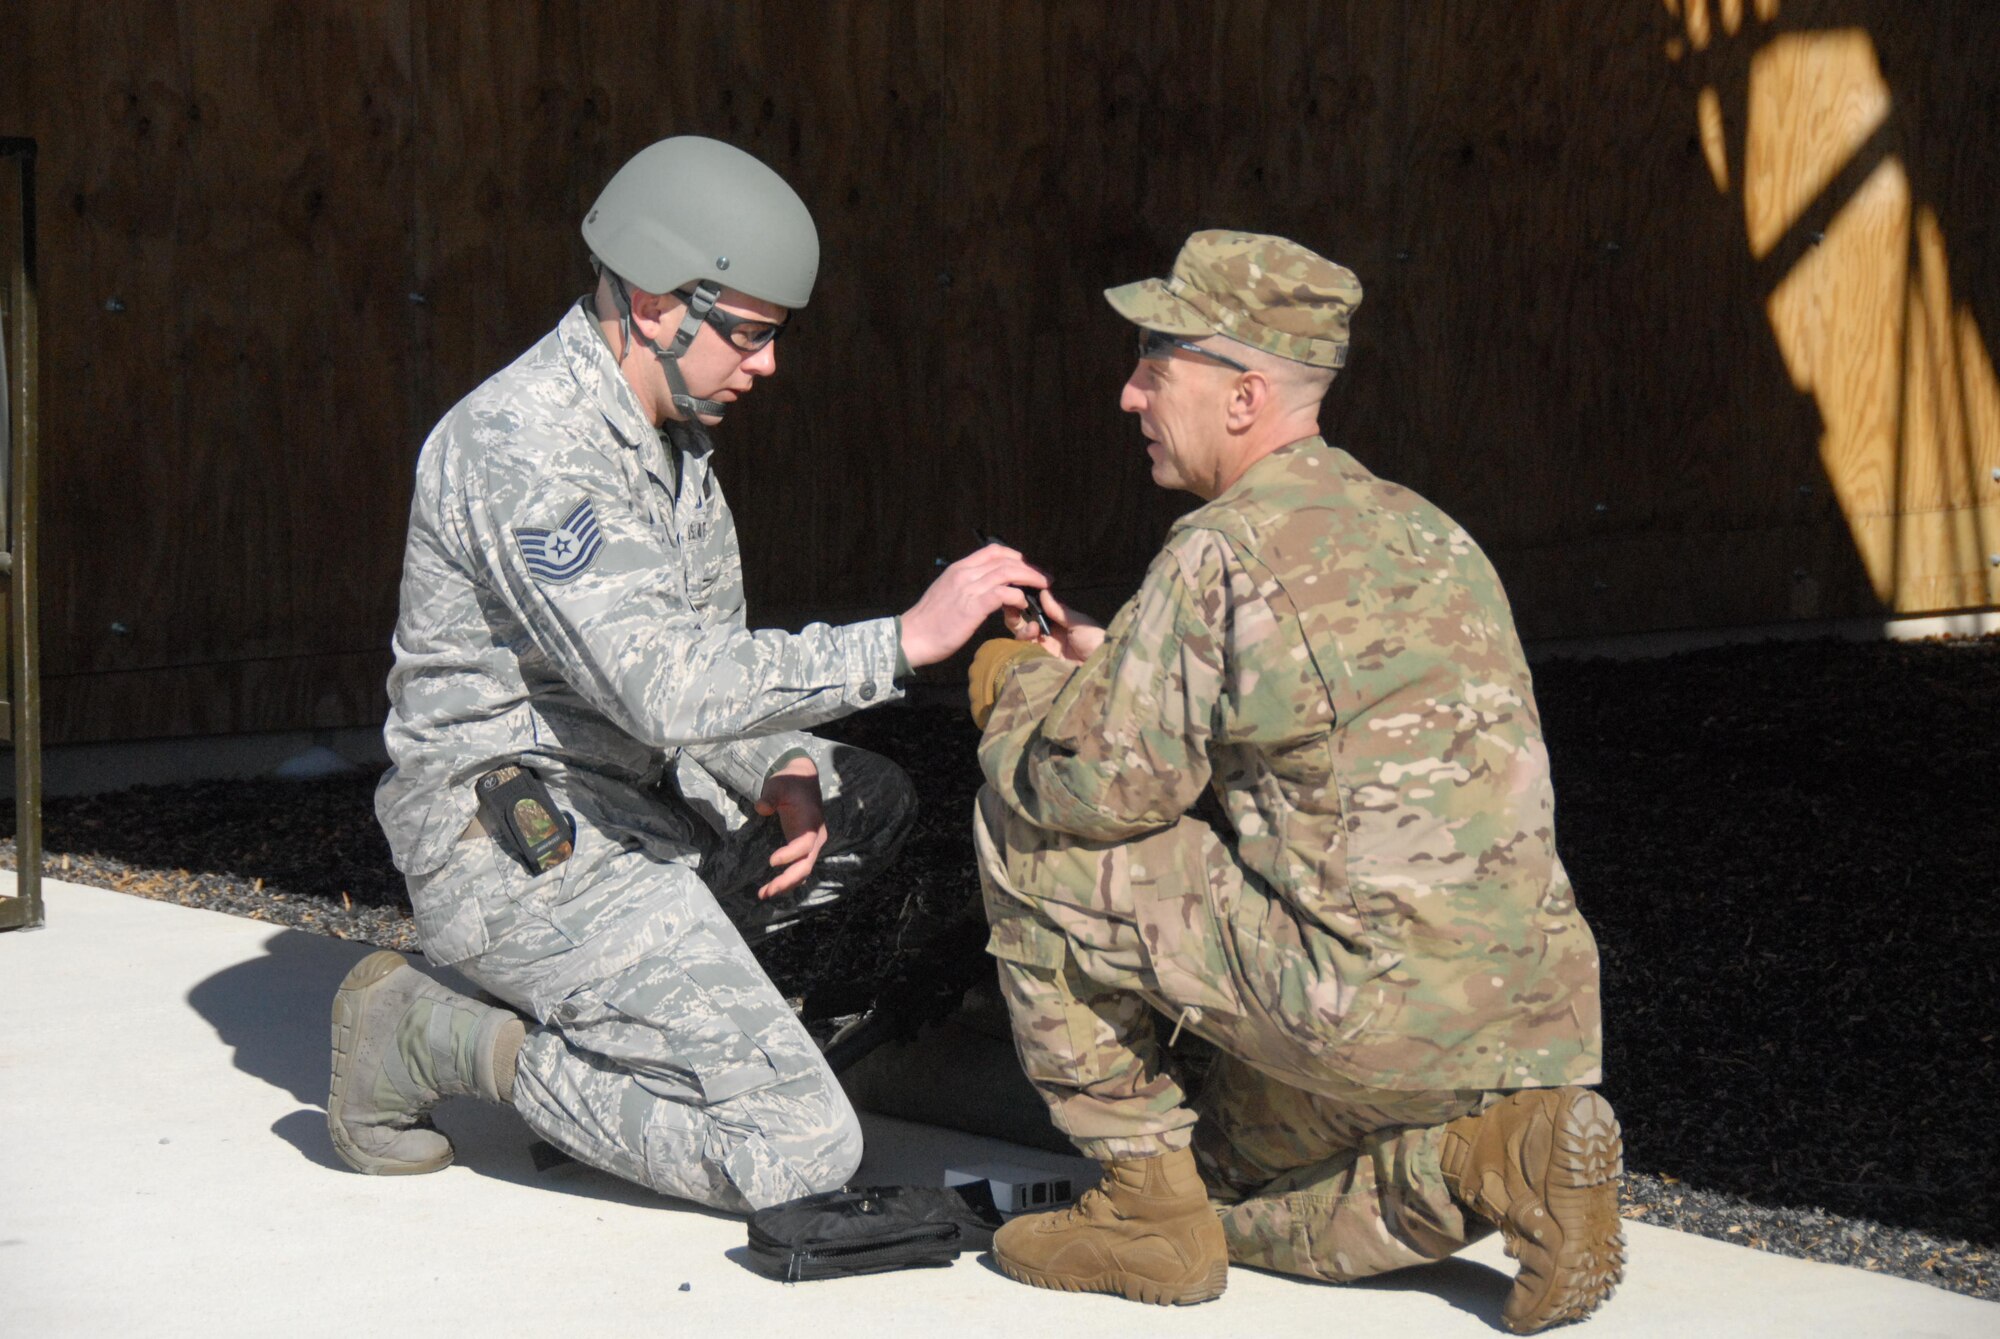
[454,425,900,751]
[978,528,1229,839]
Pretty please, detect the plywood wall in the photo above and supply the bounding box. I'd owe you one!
[1,1,1994,743]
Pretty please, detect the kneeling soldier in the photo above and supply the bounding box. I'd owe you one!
[967,231,1622,1332]
[327,137,1045,1212]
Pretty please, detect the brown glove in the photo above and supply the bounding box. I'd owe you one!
[968,638,1052,731]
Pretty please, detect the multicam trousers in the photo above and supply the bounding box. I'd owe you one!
[405,740,915,1213]
[973,785,1495,1281]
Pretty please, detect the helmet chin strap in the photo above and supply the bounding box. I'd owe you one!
[605,268,728,422]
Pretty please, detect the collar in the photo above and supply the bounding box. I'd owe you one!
[1216,435,1333,502]
[559,296,657,452]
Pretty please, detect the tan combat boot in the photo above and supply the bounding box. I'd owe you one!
[991,1146,1228,1305]
[1439,1087,1625,1334]
[326,950,526,1175]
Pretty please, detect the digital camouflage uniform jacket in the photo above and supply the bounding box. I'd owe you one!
[980,438,1602,1094]
[376,299,903,881]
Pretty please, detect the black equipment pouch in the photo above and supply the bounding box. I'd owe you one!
[744,1182,1005,1283]
[473,765,575,875]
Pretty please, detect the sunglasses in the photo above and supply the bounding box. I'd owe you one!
[1137,327,1248,373]
[678,289,790,352]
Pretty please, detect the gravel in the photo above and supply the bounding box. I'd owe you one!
[5,632,1996,1300]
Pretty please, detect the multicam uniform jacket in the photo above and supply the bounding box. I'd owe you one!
[980,437,1602,1094]
[376,299,903,885]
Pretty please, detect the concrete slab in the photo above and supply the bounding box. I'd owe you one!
[1,875,1993,1338]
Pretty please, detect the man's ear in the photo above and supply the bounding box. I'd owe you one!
[629,287,676,340]
[1224,370,1270,431]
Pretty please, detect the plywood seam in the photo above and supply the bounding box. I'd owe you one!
[43,649,389,681]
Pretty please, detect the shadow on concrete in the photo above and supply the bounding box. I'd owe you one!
[950,1225,1510,1328]
[1342,1256,1512,1332]
[270,1108,349,1172]
[183,926,732,1218]
[719,1245,763,1278]
[186,926,359,1106]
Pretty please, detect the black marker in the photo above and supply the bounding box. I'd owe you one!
[974,529,1054,637]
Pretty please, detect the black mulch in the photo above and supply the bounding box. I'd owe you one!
[4,633,1996,1300]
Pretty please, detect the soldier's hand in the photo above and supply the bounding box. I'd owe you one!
[900,543,1050,668]
[1005,589,1105,663]
[754,756,829,900]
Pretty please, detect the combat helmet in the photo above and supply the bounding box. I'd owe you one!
[583,136,819,421]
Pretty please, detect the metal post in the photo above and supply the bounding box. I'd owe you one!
[1,136,42,931]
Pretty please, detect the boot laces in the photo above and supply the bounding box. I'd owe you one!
[1040,1179,1121,1230]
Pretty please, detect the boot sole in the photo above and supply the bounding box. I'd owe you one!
[994,1255,1228,1306]
[1505,1089,1625,1334]
[327,950,454,1176]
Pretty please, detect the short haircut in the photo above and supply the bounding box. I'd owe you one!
[1218,336,1337,411]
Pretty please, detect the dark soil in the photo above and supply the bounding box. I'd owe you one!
[5,633,1996,1299]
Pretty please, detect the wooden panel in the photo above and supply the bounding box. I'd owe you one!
[1902,210,1996,514]
[1492,516,1886,641]
[412,3,599,415]
[1766,150,1909,583]
[933,0,1183,594]
[1743,28,1891,259]
[1,2,415,737]
[1958,302,2000,564]
[41,649,390,745]
[1726,13,2000,609]
[0,0,1995,744]
[1851,506,2000,613]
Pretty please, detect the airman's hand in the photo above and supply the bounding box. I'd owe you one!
[754,756,828,900]
[900,544,1050,668]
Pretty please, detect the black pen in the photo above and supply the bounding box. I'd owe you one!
[974,529,1053,636]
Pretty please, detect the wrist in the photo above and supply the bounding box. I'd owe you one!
[968,637,1052,730]
[898,615,939,670]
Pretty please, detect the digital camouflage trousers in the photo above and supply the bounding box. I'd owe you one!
[973,785,1496,1282]
[405,739,915,1213]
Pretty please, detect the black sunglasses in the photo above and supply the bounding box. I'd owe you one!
[1137,327,1248,373]
[678,289,790,352]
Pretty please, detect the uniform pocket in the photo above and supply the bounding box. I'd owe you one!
[1129,827,1246,1021]
[406,839,502,965]
[410,881,490,965]
[983,898,1069,971]
[674,956,787,1104]
[407,827,579,966]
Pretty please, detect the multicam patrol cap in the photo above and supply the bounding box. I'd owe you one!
[1105,230,1362,369]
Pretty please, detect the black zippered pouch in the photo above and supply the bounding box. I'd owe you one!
[744,1183,1005,1283]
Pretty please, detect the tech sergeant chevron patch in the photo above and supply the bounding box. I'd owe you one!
[515,499,603,583]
